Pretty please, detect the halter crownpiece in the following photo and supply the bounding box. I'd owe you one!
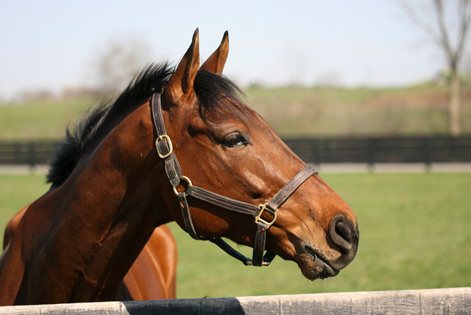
[150,92,318,266]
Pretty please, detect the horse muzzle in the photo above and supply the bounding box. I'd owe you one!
[296,214,359,280]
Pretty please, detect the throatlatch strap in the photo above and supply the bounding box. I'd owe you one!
[210,238,253,265]
[210,237,276,266]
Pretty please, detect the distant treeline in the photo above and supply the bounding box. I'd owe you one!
[0,83,470,140]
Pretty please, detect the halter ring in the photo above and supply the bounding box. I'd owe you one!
[173,176,193,196]
[255,203,278,229]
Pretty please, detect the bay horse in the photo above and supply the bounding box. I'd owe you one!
[0,30,359,305]
[3,206,177,301]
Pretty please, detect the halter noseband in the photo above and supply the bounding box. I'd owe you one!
[151,93,318,266]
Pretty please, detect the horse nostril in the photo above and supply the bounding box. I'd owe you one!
[329,214,357,253]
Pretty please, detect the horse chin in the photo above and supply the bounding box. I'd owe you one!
[295,246,339,281]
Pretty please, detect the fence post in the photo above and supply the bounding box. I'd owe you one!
[367,138,375,173]
[424,138,431,173]
[28,142,36,170]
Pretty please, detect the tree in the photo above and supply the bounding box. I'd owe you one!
[90,34,153,95]
[402,0,471,136]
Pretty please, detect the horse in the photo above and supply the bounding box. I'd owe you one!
[3,206,177,301]
[0,29,359,305]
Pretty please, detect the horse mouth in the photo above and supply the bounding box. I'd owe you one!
[296,245,339,280]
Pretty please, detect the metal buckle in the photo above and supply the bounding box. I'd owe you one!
[156,134,173,159]
[255,203,278,229]
[244,260,270,267]
[173,176,193,196]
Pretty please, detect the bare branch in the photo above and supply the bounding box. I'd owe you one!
[434,0,456,66]
[402,0,471,71]
[400,0,442,46]
[455,0,471,64]
[90,34,152,94]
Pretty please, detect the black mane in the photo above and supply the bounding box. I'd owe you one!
[47,64,246,186]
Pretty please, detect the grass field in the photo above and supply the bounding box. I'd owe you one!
[0,173,470,298]
[0,97,94,140]
[1,84,470,139]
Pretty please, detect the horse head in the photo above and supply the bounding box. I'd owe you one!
[158,30,359,280]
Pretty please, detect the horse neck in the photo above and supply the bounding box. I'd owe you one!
[29,103,173,303]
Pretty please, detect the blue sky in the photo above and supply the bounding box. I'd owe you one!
[0,0,450,99]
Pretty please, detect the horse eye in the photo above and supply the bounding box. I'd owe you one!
[223,133,249,148]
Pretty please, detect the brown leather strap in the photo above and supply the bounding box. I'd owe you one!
[186,166,317,218]
[186,186,260,216]
[268,165,318,211]
[151,93,183,187]
[252,166,316,266]
[252,222,268,266]
[186,167,317,266]
[178,192,206,240]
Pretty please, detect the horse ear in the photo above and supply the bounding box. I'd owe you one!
[166,29,200,102]
[201,31,229,74]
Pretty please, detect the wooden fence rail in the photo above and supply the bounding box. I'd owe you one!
[1,136,471,167]
[0,287,470,314]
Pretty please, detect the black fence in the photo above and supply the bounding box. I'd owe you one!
[1,136,470,167]
[0,140,59,166]
[284,136,471,164]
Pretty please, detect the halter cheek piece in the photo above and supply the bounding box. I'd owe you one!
[151,93,318,266]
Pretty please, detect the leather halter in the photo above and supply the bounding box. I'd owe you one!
[150,92,318,266]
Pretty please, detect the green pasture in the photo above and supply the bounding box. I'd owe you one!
[0,97,94,140]
[1,84,470,139]
[0,173,469,298]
